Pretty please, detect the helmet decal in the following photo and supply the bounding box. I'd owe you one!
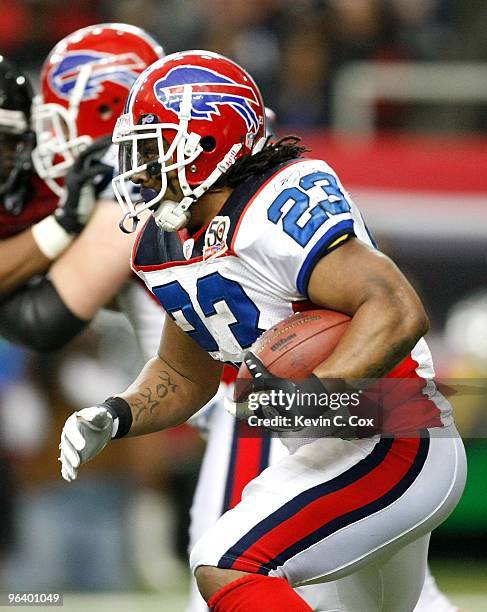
[154,66,260,133]
[48,51,146,100]
[112,51,266,232]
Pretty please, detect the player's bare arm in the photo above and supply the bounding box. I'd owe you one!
[0,229,51,294]
[0,137,116,296]
[49,198,138,320]
[59,314,222,482]
[308,237,428,381]
[119,314,223,435]
[0,198,148,351]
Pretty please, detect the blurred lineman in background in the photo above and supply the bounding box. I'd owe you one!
[0,24,163,352]
[0,27,459,612]
[0,56,58,288]
[58,50,465,611]
[0,22,169,592]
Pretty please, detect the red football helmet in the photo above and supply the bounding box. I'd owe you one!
[32,23,163,196]
[112,50,266,232]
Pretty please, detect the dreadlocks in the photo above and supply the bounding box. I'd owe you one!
[213,136,309,189]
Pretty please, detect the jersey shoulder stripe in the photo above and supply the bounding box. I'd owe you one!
[296,219,354,295]
[229,157,358,298]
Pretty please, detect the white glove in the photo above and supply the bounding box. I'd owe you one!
[59,406,114,482]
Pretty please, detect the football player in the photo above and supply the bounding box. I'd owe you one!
[59,51,466,611]
[0,42,458,612]
[0,55,72,292]
[0,24,164,352]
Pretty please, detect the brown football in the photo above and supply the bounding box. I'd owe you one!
[238,309,351,381]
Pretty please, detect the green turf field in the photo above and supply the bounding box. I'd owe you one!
[430,559,487,611]
[15,560,485,612]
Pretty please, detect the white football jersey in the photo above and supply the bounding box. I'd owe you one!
[132,158,452,431]
[132,159,371,363]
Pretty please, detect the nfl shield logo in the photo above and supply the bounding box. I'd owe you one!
[183,238,195,261]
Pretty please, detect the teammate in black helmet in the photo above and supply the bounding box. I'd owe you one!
[0,56,34,213]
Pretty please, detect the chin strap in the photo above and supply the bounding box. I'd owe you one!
[252,135,268,155]
[152,197,193,232]
[152,142,243,232]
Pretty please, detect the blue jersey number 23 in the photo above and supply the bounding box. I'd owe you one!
[267,170,350,247]
[153,272,264,353]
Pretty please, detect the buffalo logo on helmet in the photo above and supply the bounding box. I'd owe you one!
[153,66,261,134]
[48,51,146,100]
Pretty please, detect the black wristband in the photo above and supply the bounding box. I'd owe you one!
[101,396,133,439]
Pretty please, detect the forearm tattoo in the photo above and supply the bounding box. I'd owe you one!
[132,370,178,421]
[362,339,414,379]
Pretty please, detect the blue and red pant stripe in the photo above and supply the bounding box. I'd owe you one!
[222,420,271,513]
[218,434,430,574]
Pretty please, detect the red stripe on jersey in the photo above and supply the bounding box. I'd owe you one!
[229,437,421,572]
[191,219,212,243]
[384,356,443,431]
[291,300,317,313]
[221,366,264,510]
[134,254,205,272]
[134,248,241,271]
[221,364,238,384]
[386,354,419,378]
[177,228,189,244]
[228,421,267,510]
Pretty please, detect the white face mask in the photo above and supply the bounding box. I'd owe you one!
[112,85,244,233]
[31,97,91,196]
[32,64,100,196]
[31,61,99,196]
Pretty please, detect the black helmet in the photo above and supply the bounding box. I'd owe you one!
[0,56,35,214]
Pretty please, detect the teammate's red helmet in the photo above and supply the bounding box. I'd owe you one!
[32,23,163,196]
[112,51,266,232]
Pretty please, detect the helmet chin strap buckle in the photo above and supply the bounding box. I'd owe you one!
[152,198,192,232]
